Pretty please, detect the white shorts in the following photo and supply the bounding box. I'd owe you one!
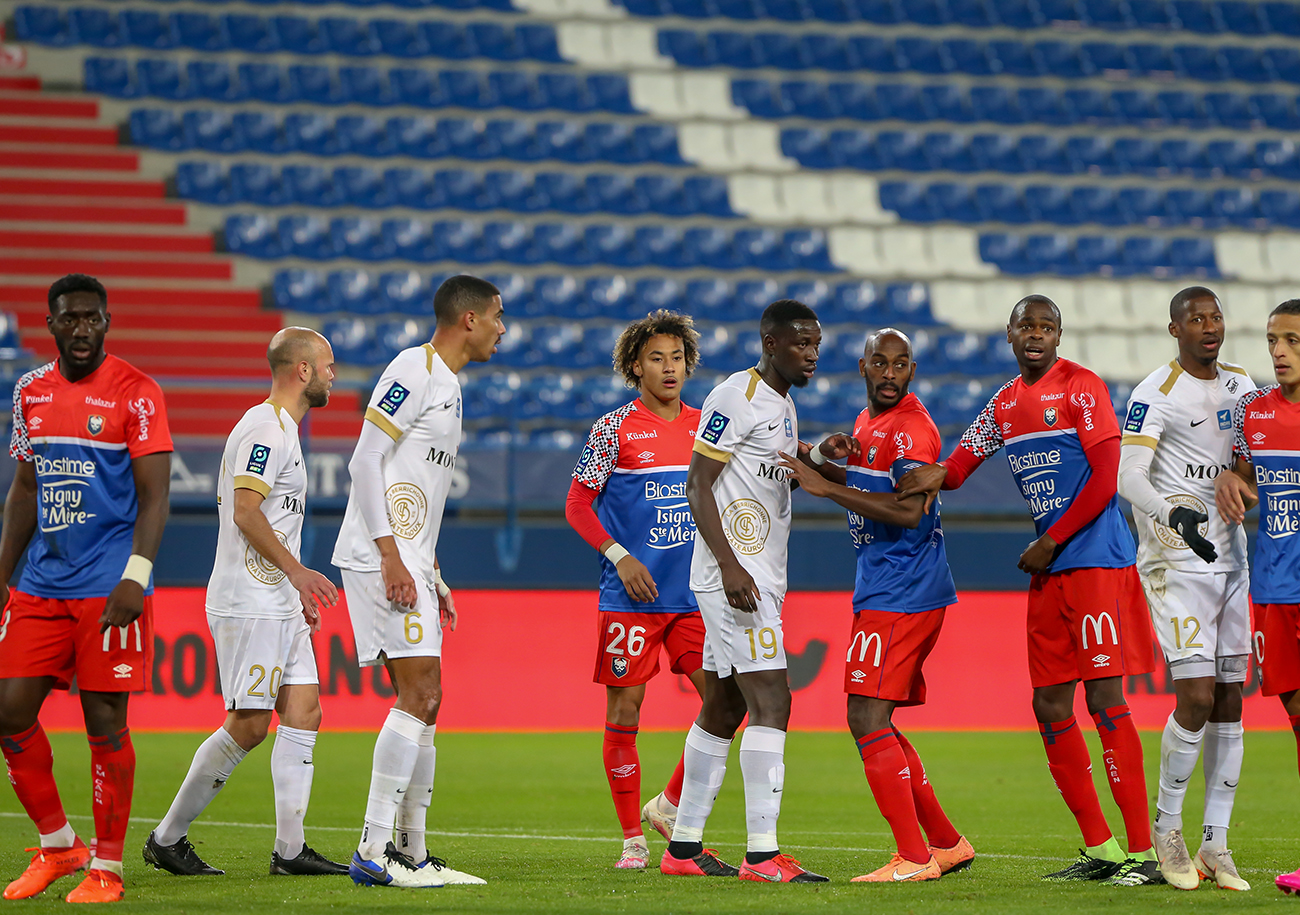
[341,569,443,668]
[695,589,786,677]
[209,614,318,711]
[1141,567,1251,682]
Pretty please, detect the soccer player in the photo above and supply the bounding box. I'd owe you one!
[144,328,347,878]
[660,299,829,883]
[564,311,707,869]
[333,275,503,889]
[0,273,172,903]
[896,296,1160,885]
[1214,298,1300,896]
[778,328,972,883]
[1119,286,1253,891]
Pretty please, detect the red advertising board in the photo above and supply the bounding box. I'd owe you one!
[34,588,1288,732]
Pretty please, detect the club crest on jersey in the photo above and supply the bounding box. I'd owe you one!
[700,411,730,445]
[1043,407,1058,427]
[867,445,878,464]
[247,444,271,475]
[378,382,410,416]
[1124,402,1149,433]
[611,657,628,678]
[86,415,104,435]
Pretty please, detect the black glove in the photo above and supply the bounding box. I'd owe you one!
[1169,506,1217,564]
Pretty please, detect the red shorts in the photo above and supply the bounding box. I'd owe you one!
[1252,602,1300,696]
[843,607,946,706]
[592,610,705,686]
[1026,566,1154,688]
[0,589,153,692]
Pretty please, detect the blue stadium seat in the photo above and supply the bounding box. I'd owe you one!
[879,180,931,220]
[1120,235,1167,271]
[273,14,328,54]
[989,39,1042,77]
[1253,92,1300,129]
[1129,42,1182,77]
[950,0,997,26]
[994,0,1045,28]
[1129,0,1174,28]
[530,274,580,317]
[756,32,809,68]
[1157,90,1208,126]
[1113,89,1162,123]
[1017,87,1072,125]
[659,29,712,66]
[390,68,444,107]
[85,57,138,98]
[1064,88,1114,123]
[1219,0,1267,32]
[1167,237,1216,271]
[1036,40,1091,78]
[533,172,592,213]
[1172,0,1223,32]
[322,16,380,55]
[808,0,857,20]
[383,165,440,206]
[878,86,927,123]
[1265,0,1300,35]
[1259,189,1300,227]
[70,7,126,47]
[1260,141,1300,180]
[1084,0,1133,27]
[1160,138,1209,174]
[466,22,522,60]
[1040,0,1086,25]
[1205,138,1255,176]
[1084,41,1131,74]
[225,214,281,258]
[441,69,496,109]
[1175,43,1226,80]
[14,6,74,46]
[975,183,1031,222]
[1267,48,1300,82]
[136,59,189,100]
[1025,234,1075,272]
[533,223,588,266]
[589,74,637,114]
[588,173,648,215]
[786,279,833,315]
[435,168,485,209]
[733,78,783,117]
[1222,47,1274,82]
[576,275,627,319]
[229,162,282,205]
[787,229,836,270]
[273,269,325,312]
[518,23,565,62]
[927,182,980,222]
[376,319,428,362]
[634,277,685,314]
[877,130,927,168]
[1113,137,1162,174]
[1066,135,1115,172]
[232,110,282,153]
[709,30,764,68]
[485,170,540,212]
[187,61,243,101]
[123,10,176,49]
[175,161,227,203]
[335,166,389,208]
[225,14,278,53]
[802,34,854,70]
[1118,186,1163,222]
[856,0,905,24]
[378,219,432,262]
[322,318,376,365]
[539,72,596,112]
[684,226,735,269]
[904,0,953,25]
[183,109,239,152]
[1070,186,1124,225]
[1212,187,1258,225]
[979,232,1023,269]
[882,282,933,323]
[782,81,834,119]
[291,64,347,104]
[934,332,986,374]
[735,279,781,315]
[279,164,337,207]
[898,36,951,74]
[132,109,188,151]
[922,85,974,122]
[830,280,880,321]
[970,86,1021,123]
[686,279,737,321]
[281,112,336,155]
[378,270,430,314]
[925,132,976,171]
[1018,134,1072,173]
[849,35,904,71]
[238,62,296,103]
[1025,184,1074,223]
[1165,187,1213,222]
[373,19,429,57]
[340,66,393,106]
[327,269,381,314]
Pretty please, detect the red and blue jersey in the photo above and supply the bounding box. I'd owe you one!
[572,399,700,613]
[1233,385,1300,603]
[846,393,957,614]
[9,356,172,599]
[959,359,1135,573]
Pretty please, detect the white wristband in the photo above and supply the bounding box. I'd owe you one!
[810,439,830,466]
[433,568,450,599]
[121,554,153,588]
[603,542,631,565]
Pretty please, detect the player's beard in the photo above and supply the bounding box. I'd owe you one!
[304,367,330,408]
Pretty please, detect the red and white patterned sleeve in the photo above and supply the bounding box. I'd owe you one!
[572,402,634,493]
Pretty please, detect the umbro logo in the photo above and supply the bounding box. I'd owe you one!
[1091,654,1111,665]
[850,669,866,682]
[898,766,911,780]
[610,764,637,778]
[638,450,655,464]
[112,663,133,678]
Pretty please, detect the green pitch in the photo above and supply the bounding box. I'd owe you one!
[2,729,1298,913]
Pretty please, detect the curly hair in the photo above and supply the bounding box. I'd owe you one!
[612,310,701,388]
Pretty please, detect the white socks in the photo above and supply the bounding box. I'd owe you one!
[40,823,76,849]
[359,709,426,860]
[739,726,786,854]
[156,728,248,847]
[1201,720,1244,849]
[397,724,437,862]
[670,724,732,845]
[1155,713,1204,833]
[271,725,318,859]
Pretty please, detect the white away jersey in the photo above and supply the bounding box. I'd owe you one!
[207,401,307,620]
[1122,360,1254,572]
[332,344,462,583]
[689,369,798,597]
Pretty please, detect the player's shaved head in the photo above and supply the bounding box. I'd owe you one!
[1009,295,1061,327]
[433,274,501,328]
[863,327,913,359]
[1171,285,1219,321]
[268,326,328,376]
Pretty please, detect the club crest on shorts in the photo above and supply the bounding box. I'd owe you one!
[86,414,104,435]
[611,657,629,678]
[1043,407,1058,427]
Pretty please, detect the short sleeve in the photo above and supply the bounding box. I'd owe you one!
[1119,386,1165,450]
[125,377,173,458]
[1070,370,1120,449]
[957,389,1006,460]
[231,420,289,499]
[9,374,33,462]
[573,405,631,492]
[363,352,433,441]
[887,412,941,486]
[692,382,755,463]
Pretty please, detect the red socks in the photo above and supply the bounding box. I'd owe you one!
[664,753,685,808]
[602,722,642,839]
[1290,715,1300,779]
[88,728,135,863]
[857,729,930,865]
[893,728,961,849]
[1038,717,1112,847]
[0,722,68,836]
[1091,705,1151,854]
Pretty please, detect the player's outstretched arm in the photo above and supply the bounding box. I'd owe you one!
[102,451,171,632]
[1214,458,1258,525]
[778,452,924,529]
[686,452,759,612]
[0,462,38,608]
[233,487,338,631]
[796,434,857,486]
[894,462,948,513]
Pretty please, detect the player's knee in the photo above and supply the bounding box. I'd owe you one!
[0,706,39,736]
[1176,685,1216,726]
[1031,691,1070,723]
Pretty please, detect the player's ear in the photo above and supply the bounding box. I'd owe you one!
[1167,321,1178,339]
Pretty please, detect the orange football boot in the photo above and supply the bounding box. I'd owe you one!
[851,853,942,882]
[65,869,124,904]
[3,838,92,899]
[929,836,975,875]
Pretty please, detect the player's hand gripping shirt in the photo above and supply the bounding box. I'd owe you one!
[1123,360,1253,573]
[846,393,957,613]
[206,402,308,620]
[9,355,172,598]
[959,358,1135,572]
[689,369,798,597]
[572,399,702,613]
[332,344,461,584]
[1232,385,1300,603]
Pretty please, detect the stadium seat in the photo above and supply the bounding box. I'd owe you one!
[280,214,342,260]
[70,7,126,47]
[226,14,278,53]
[183,109,238,152]
[176,161,227,204]
[1025,184,1074,223]
[13,6,74,46]
[380,270,432,314]
[1036,41,1092,79]
[1220,0,1267,32]
[975,183,1031,222]
[239,62,296,103]
[1265,1,1300,35]
[124,10,176,49]
[946,39,995,78]
[233,110,283,153]
[323,318,377,365]
[131,108,185,150]
[225,214,282,258]
[229,162,282,205]
[85,57,139,98]
[187,61,243,101]
[327,269,381,314]
[273,269,325,312]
